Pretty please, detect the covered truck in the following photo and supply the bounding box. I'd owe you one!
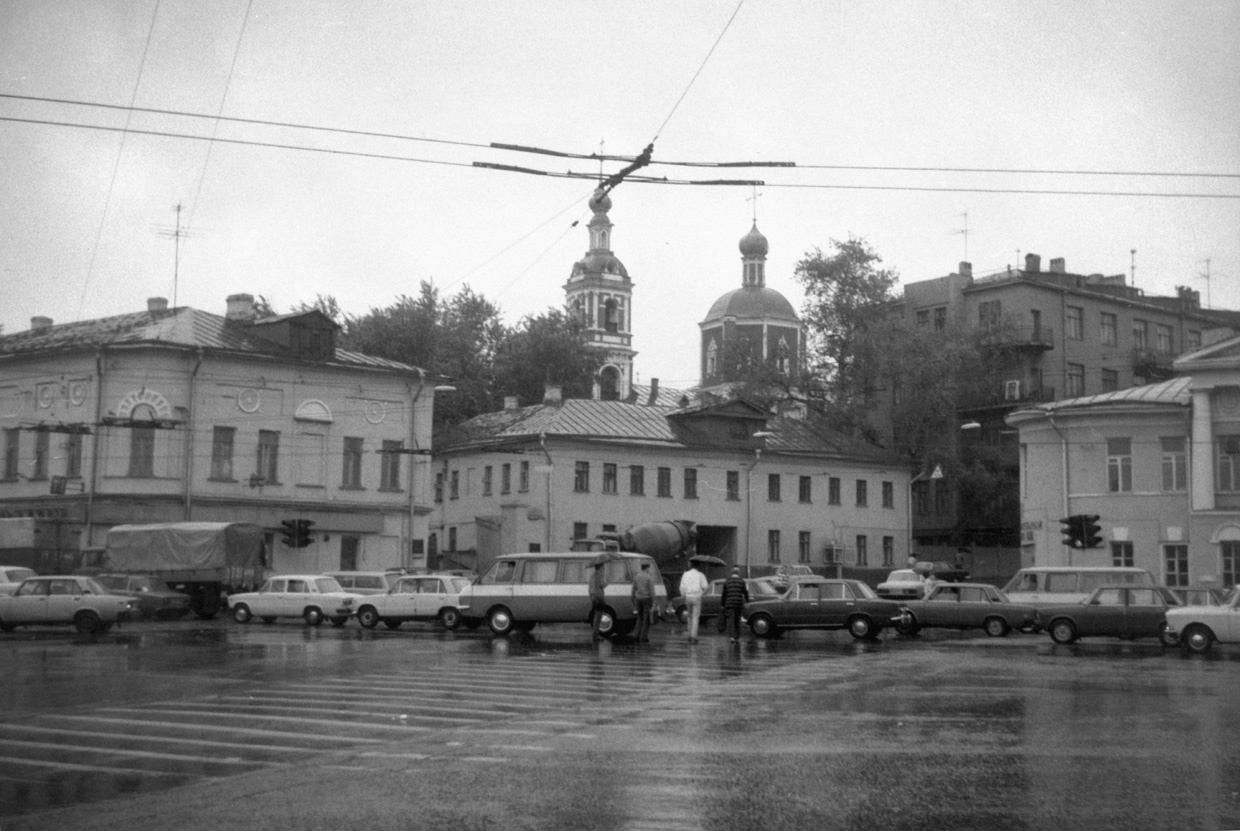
[101,522,267,619]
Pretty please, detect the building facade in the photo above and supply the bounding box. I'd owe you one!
[1007,332,1240,589]
[0,295,438,574]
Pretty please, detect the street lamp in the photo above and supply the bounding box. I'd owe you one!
[744,432,774,577]
[907,464,943,560]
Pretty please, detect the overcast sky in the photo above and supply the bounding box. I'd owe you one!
[1,1,1237,390]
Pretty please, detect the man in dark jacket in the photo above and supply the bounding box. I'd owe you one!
[720,568,750,643]
[588,563,608,642]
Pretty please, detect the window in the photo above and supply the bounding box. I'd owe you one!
[32,431,48,479]
[855,479,868,507]
[341,437,362,487]
[916,309,930,327]
[914,481,929,515]
[573,522,588,540]
[3,428,18,479]
[855,535,868,566]
[574,461,590,493]
[522,560,559,584]
[1066,363,1085,397]
[434,472,444,503]
[768,473,781,502]
[450,470,459,499]
[257,430,279,483]
[1164,544,1188,587]
[1066,305,1083,340]
[1107,438,1132,493]
[882,536,894,566]
[978,300,1002,326]
[657,467,671,497]
[882,481,894,508]
[1222,541,1239,587]
[448,527,457,551]
[1101,369,1118,392]
[726,470,739,500]
[1111,541,1134,568]
[933,307,946,330]
[519,461,529,493]
[204,427,234,481]
[501,463,511,494]
[828,477,841,506]
[683,468,697,499]
[1100,312,1117,346]
[1187,330,1202,352]
[380,441,402,490]
[1218,436,1240,492]
[1161,436,1187,491]
[340,535,359,571]
[767,530,781,563]
[1155,323,1173,355]
[630,465,645,496]
[798,476,811,503]
[934,480,949,514]
[64,430,82,478]
[602,463,617,494]
[1132,319,1148,350]
[478,465,491,496]
[798,531,811,563]
[130,425,155,478]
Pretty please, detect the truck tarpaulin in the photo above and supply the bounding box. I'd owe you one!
[105,522,266,582]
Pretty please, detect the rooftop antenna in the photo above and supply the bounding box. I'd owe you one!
[1198,258,1212,309]
[1129,248,1137,290]
[954,211,970,261]
[598,139,605,182]
[152,203,198,307]
[746,184,762,223]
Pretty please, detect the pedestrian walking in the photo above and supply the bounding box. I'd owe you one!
[588,562,608,642]
[679,561,709,642]
[631,561,657,642]
[720,567,749,643]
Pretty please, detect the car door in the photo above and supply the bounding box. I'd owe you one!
[384,577,418,617]
[468,559,517,617]
[817,582,851,627]
[258,578,288,616]
[1080,587,1125,636]
[956,586,991,627]
[7,579,52,623]
[46,578,85,623]
[921,585,961,627]
[1123,588,1171,637]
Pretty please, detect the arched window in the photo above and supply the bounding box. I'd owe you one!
[603,298,619,333]
[706,339,718,377]
[599,367,620,401]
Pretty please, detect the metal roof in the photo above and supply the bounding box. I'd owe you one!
[1012,376,1192,417]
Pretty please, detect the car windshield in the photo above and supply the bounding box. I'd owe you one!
[315,577,345,593]
[128,577,157,592]
[886,570,919,583]
[4,568,36,583]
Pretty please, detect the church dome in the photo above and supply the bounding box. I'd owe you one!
[588,187,612,214]
[703,285,798,323]
[739,223,769,257]
[572,251,629,279]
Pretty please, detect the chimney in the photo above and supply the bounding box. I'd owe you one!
[225,293,256,323]
[542,384,563,405]
[958,262,972,277]
[1024,253,1041,273]
[147,297,168,313]
[646,378,660,406]
[30,316,53,331]
[1049,257,1066,274]
[504,395,519,410]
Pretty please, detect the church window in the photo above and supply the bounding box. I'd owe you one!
[603,298,619,333]
[706,339,718,377]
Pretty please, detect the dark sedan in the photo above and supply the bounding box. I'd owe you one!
[95,574,192,620]
[1038,585,1181,646]
[745,577,908,640]
[896,583,1038,637]
[670,577,782,624]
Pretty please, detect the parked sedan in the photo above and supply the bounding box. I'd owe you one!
[1172,587,1233,607]
[355,573,472,630]
[1038,585,1181,646]
[875,569,925,601]
[0,566,37,596]
[896,583,1038,637]
[1165,587,1240,653]
[0,575,136,634]
[670,577,782,624]
[745,577,908,640]
[228,575,361,626]
[94,574,192,620]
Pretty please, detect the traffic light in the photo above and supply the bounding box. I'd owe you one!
[1059,516,1080,548]
[280,519,315,548]
[1081,515,1103,549]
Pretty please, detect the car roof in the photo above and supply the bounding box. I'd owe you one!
[325,571,393,577]
[267,574,339,580]
[493,552,651,560]
[1014,566,1149,573]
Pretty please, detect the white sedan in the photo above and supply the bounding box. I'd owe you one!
[1165,586,1240,653]
[355,573,472,630]
[0,575,136,634]
[229,575,362,627]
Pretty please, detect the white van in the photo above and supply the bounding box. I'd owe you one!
[458,552,667,637]
[1003,566,1155,607]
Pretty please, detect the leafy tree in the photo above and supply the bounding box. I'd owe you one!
[292,294,344,323]
[493,308,603,405]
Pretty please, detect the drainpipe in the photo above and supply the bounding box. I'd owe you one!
[84,347,105,545]
[744,448,762,578]
[182,347,204,520]
[540,432,554,553]
[1049,410,1070,566]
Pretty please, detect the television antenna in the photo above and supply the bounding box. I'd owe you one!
[151,203,200,307]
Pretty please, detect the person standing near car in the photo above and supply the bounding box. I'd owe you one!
[588,562,609,642]
[631,561,657,643]
[720,567,749,643]
[679,561,709,642]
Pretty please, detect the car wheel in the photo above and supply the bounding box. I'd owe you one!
[261,616,276,624]
[847,615,876,640]
[303,607,324,626]
[895,614,920,636]
[1158,623,1179,647]
[1182,624,1214,654]
[984,616,1010,638]
[329,616,348,627]
[231,603,252,624]
[384,619,402,630]
[357,606,380,629]
[594,608,617,636]
[439,607,462,630]
[1049,619,1077,645]
[749,613,778,638]
[676,605,688,624]
[488,606,515,636]
[73,610,102,635]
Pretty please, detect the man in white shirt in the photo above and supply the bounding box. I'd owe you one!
[679,562,709,642]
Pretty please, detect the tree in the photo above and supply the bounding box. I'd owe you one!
[493,308,603,405]
[292,294,344,324]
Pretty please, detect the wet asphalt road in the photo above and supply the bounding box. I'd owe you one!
[1,617,1238,831]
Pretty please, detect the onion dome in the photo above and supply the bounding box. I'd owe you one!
[739,223,769,258]
[588,187,612,215]
[703,286,798,322]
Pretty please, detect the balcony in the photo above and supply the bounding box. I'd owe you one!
[1132,348,1175,380]
[977,324,1055,352]
[959,384,1056,412]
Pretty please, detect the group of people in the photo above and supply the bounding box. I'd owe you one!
[586,558,751,644]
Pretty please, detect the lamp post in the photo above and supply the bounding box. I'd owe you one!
[907,464,943,560]
[745,431,773,578]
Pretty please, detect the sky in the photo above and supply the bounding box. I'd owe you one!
[1,0,1237,391]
